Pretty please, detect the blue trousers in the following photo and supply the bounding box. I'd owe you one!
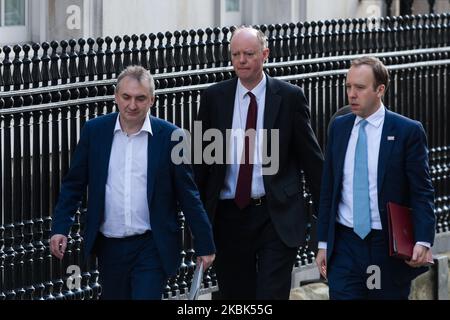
[96,231,167,300]
[328,224,411,300]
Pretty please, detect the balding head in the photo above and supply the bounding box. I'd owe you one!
[230,26,270,90]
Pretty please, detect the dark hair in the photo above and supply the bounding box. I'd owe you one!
[351,56,389,92]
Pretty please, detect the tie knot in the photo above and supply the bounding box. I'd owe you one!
[359,119,368,129]
[247,91,256,100]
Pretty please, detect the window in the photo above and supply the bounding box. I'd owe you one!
[3,0,26,26]
[0,0,29,44]
[221,0,241,27]
[226,0,240,12]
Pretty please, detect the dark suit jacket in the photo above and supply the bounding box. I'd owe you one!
[327,105,352,137]
[51,113,215,277]
[317,109,436,282]
[194,75,324,248]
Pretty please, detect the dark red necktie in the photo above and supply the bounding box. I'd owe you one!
[235,92,258,210]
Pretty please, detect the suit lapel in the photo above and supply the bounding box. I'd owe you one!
[377,109,396,193]
[147,117,163,206]
[218,78,238,132]
[334,114,355,186]
[261,76,281,181]
[263,76,282,130]
[217,79,238,164]
[98,114,117,190]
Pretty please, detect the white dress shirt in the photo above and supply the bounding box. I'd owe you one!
[220,76,267,199]
[337,105,385,230]
[100,114,152,238]
[318,107,384,249]
[319,105,429,249]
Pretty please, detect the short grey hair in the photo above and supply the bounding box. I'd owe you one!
[115,65,155,95]
[231,26,268,51]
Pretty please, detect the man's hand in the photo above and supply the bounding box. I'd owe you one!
[197,254,215,270]
[405,244,433,268]
[50,234,68,260]
[315,249,327,279]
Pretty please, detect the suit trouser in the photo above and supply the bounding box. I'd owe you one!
[96,231,167,300]
[213,199,298,300]
[328,223,411,300]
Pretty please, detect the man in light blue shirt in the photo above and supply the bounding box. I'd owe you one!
[316,56,435,299]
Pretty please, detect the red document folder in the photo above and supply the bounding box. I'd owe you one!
[387,202,414,260]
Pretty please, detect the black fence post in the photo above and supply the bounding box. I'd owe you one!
[1,14,450,300]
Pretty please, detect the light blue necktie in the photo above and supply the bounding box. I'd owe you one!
[353,119,371,239]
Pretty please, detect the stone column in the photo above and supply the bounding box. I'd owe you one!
[46,0,102,42]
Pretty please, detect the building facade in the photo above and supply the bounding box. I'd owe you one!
[0,0,449,45]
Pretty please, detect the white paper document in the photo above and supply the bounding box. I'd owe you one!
[188,262,204,300]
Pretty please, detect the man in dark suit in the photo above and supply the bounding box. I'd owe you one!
[194,27,323,299]
[50,66,215,300]
[327,105,351,137]
[316,56,435,299]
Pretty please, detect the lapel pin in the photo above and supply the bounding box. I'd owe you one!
[387,136,395,141]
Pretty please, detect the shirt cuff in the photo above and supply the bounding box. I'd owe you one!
[416,241,431,248]
[318,242,327,250]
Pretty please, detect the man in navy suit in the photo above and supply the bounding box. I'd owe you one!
[50,66,215,300]
[194,27,323,299]
[316,56,435,299]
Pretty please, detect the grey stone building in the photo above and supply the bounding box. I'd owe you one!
[1,0,449,45]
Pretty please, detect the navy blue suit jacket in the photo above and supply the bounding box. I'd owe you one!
[317,109,435,282]
[51,113,215,277]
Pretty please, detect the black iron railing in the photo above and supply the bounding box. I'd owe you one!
[1,14,449,300]
[1,13,449,92]
[385,0,440,17]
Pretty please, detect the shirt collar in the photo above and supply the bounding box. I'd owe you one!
[114,113,153,136]
[355,104,385,129]
[237,73,267,100]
